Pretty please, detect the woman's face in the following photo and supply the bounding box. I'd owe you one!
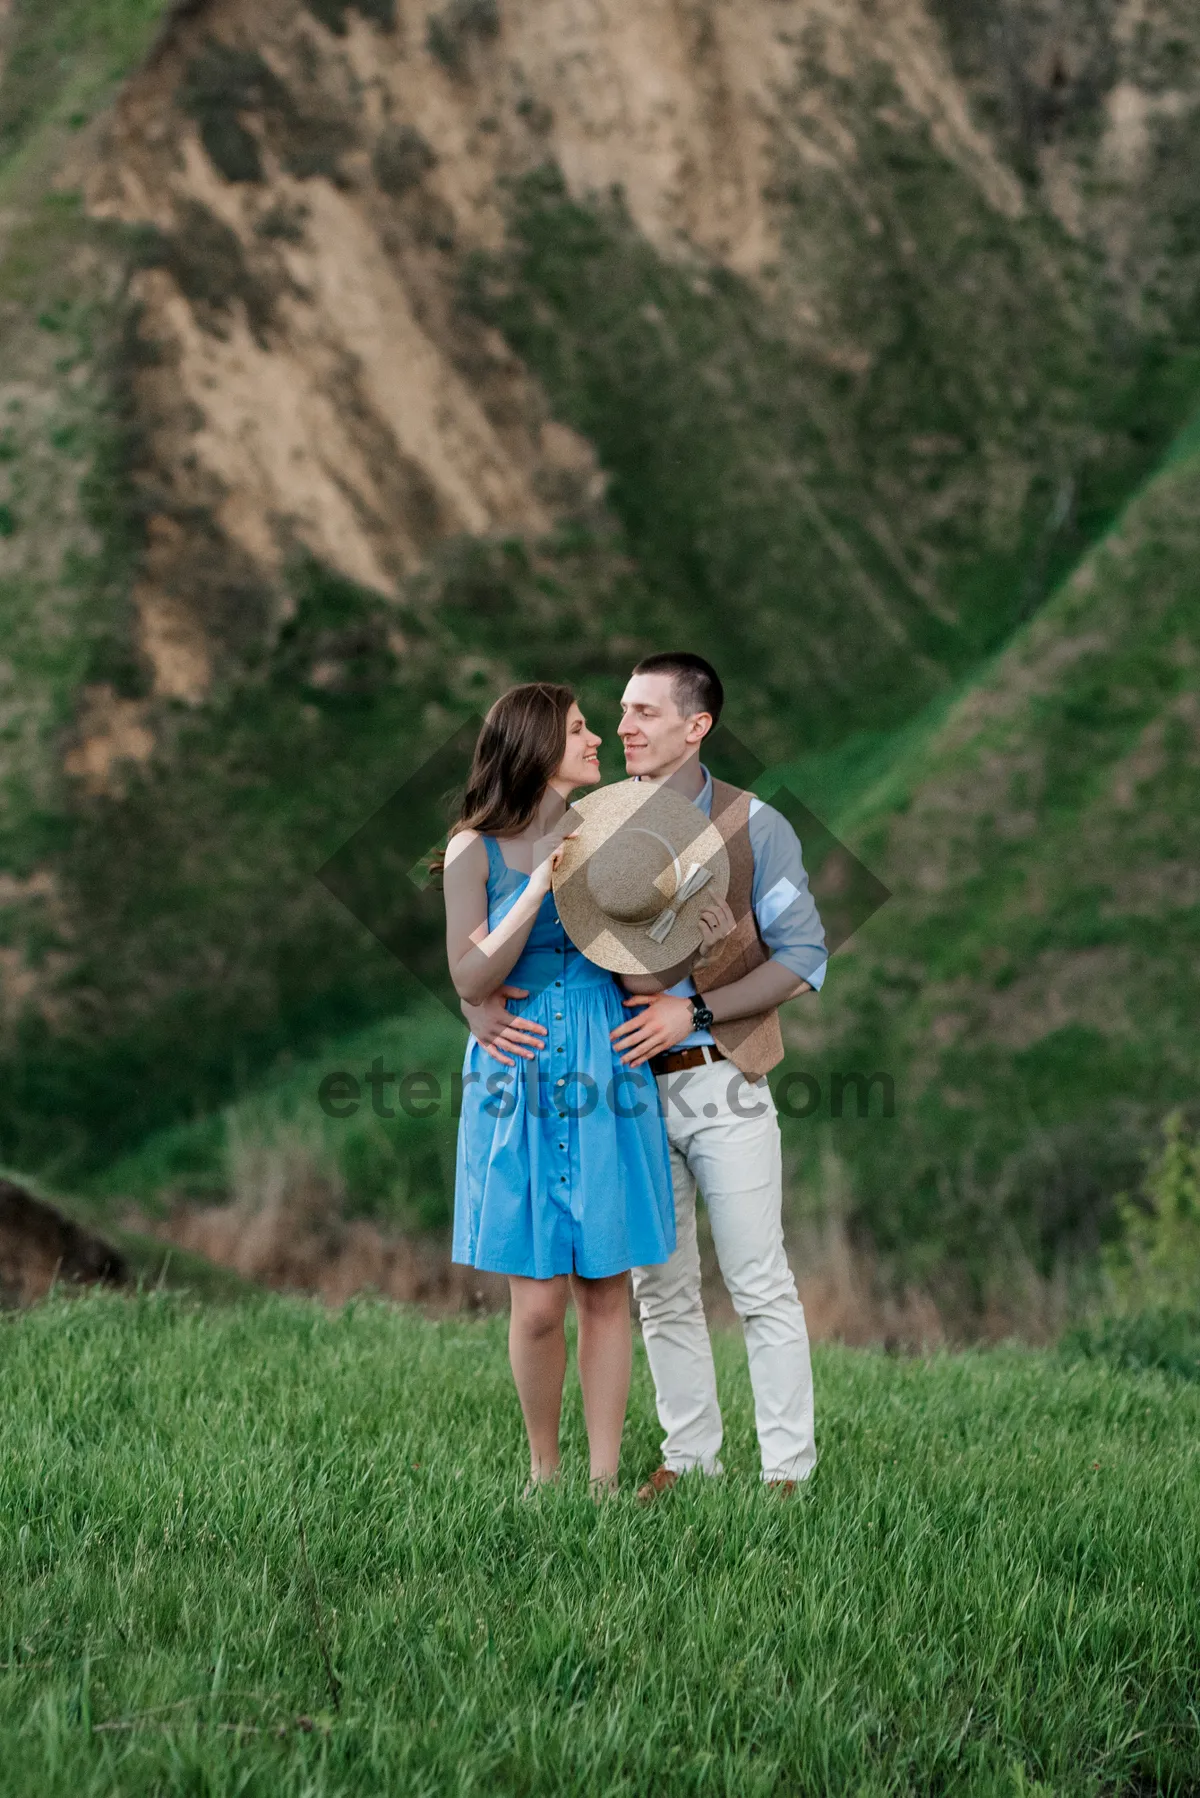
[554,702,602,791]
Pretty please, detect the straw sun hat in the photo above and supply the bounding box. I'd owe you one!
[552,780,730,976]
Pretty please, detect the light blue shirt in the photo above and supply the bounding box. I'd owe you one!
[636,763,828,1050]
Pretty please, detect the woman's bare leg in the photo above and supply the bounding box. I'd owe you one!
[571,1272,632,1492]
[508,1275,570,1482]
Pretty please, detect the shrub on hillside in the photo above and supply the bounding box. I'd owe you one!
[1062,1306,1200,1383]
[373,125,436,197]
[1107,1109,1200,1310]
[177,41,276,183]
[305,0,396,32]
[426,0,500,76]
[1061,1112,1200,1381]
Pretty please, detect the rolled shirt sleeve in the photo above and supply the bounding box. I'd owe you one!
[747,796,828,991]
[648,767,827,1047]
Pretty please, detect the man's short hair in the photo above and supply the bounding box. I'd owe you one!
[632,652,724,728]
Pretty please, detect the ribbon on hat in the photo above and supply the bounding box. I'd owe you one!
[646,862,713,943]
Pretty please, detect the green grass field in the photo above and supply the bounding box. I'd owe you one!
[2,1293,1197,1795]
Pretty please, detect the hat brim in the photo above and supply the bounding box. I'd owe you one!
[552,780,730,975]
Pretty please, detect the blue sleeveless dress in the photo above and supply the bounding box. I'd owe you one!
[452,835,676,1280]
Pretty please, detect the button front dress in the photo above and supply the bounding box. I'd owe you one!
[453,835,676,1280]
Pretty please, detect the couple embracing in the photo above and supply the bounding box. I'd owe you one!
[441,653,828,1498]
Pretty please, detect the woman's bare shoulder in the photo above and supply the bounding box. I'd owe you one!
[443,828,488,876]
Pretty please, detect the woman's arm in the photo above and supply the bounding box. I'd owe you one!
[443,831,559,1006]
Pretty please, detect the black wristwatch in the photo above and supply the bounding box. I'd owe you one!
[689,995,715,1032]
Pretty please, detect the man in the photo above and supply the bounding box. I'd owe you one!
[462,653,827,1495]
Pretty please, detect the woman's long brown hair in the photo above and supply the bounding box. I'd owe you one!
[430,682,576,874]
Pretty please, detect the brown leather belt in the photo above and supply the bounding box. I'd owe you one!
[648,1044,727,1077]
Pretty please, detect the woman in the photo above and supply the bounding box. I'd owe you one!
[441,683,675,1498]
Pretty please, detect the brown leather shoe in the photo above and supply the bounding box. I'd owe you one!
[635,1466,680,1504]
[766,1479,797,1495]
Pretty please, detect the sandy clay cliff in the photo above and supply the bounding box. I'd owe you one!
[80,0,1200,709]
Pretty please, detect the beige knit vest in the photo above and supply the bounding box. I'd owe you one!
[693,778,785,1082]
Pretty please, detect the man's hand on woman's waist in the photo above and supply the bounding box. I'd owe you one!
[610,993,696,1068]
[461,987,548,1065]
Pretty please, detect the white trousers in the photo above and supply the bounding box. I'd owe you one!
[631,1055,816,1483]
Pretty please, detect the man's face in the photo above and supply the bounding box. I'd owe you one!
[618,672,710,779]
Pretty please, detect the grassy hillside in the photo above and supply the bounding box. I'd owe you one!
[0,0,172,171]
[464,155,1195,760]
[789,421,1200,1288]
[931,0,1200,341]
[1,0,1200,1269]
[1,1291,1197,1795]
[79,423,1200,1290]
[0,0,180,871]
[79,996,467,1232]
